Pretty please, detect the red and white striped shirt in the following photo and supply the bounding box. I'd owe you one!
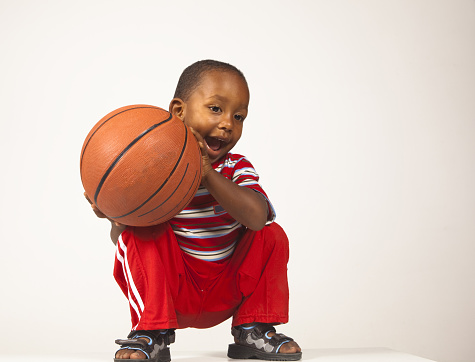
[168,153,275,262]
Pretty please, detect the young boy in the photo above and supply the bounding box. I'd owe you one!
[88,60,301,361]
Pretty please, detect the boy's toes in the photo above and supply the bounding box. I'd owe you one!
[279,340,301,354]
[130,350,147,359]
[115,349,127,359]
[115,349,146,359]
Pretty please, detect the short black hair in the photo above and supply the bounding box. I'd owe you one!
[174,59,247,101]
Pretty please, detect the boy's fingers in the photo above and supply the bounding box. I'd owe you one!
[189,127,206,148]
[189,126,200,138]
[85,189,126,227]
[92,206,107,218]
[84,192,93,204]
[85,193,107,218]
[85,191,125,227]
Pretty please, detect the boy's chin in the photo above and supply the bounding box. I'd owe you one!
[207,150,227,164]
[208,155,223,164]
[206,146,226,163]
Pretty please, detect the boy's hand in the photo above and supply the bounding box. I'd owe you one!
[186,130,268,231]
[189,127,213,180]
[84,192,108,219]
[84,192,123,226]
[84,193,126,245]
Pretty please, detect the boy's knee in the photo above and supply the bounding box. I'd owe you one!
[262,222,290,252]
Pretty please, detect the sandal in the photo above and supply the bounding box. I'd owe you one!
[228,324,302,361]
[114,329,175,362]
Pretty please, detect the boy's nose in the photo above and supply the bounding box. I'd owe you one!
[218,115,233,131]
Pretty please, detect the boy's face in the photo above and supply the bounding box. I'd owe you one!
[172,70,250,164]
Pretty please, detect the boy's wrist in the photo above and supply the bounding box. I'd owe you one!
[110,221,126,245]
[201,165,215,185]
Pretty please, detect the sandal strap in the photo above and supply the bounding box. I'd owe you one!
[232,324,294,353]
[127,329,176,346]
[115,329,175,359]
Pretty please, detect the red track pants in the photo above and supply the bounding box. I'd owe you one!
[113,222,290,330]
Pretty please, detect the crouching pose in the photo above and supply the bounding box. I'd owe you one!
[88,59,302,361]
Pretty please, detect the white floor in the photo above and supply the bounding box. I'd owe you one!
[0,348,436,361]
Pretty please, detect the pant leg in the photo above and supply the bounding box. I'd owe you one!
[232,222,290,326]
[113,222,290,330]
[195,222,290,328]
[113,223,189,330]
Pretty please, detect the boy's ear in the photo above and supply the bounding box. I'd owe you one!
[169,98,186,120]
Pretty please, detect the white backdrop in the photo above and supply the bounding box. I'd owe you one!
[0,1,474,362]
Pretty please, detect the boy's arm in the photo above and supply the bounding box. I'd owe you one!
[109,221,126,245]
[190,129,268,231]
[202,170,268,230]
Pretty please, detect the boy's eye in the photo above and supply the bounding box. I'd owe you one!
[210,106,221,113]
[234,114,245,122]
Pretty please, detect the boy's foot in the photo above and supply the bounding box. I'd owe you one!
[114,330,175,361]
[115,342,147,360]
[228,323,302,361]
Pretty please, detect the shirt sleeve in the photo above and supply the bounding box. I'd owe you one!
[231,156,276,224]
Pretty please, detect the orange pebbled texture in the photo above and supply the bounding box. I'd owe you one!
[80,105,202,226]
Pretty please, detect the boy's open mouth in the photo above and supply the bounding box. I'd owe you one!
[205,136,226,151]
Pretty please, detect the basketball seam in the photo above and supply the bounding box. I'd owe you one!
[137,163,190,218]
[148,141,202,224]
[80,105,164,173]
[94,112,174,206]
[147,140,202,223]
[108,120,188,219]
[147,168,200,224]
[153,141,203,223]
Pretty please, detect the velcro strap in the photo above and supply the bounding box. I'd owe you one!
[253,324,276,337]
[271,333,294,344]
[232,324,278,344]
[115,338,149,348]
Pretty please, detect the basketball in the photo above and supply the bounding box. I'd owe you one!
[80,105,202,226]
